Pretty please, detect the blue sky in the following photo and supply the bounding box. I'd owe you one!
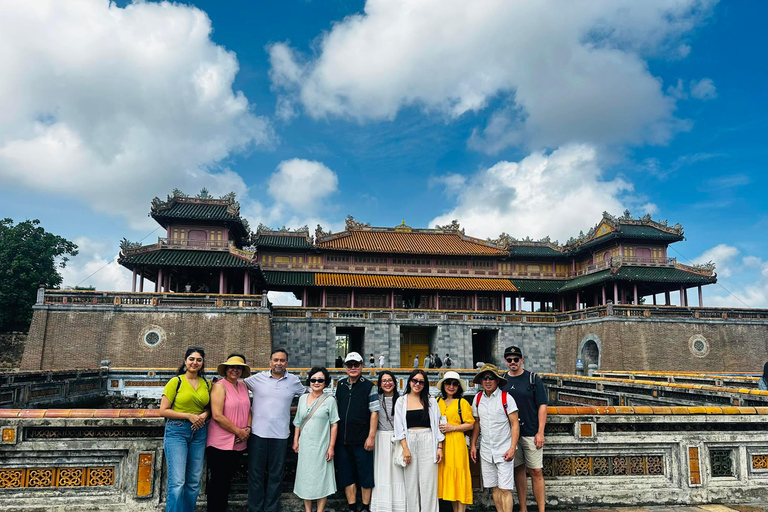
[0,0,766,307]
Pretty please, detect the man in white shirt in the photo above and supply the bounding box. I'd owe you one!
[378,354,385,368]
[244,348,306,512]
[470,363,520,512]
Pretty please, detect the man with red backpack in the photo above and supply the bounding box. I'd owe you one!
[470,364,519,512]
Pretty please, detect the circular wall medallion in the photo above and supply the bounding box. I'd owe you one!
[688,334,709,358]
[142,327,165,348]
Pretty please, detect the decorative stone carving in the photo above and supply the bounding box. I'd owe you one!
[345,215,371,230]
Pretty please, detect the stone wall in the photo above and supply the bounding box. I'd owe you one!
[556,316,768,373]
[21,305,272,371]
[271,316,558,372]
[2,407,767,509]
[0,332,26,370]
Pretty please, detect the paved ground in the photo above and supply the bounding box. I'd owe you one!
[555,506,767,512]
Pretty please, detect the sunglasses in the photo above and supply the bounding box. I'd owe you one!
[481,375,498,381]
[345,362,362,368]
[309,378,326,384]
[444,380,459,387]
[506,357,521,363]
[410,378,426,385]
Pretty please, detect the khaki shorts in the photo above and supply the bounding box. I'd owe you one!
[480,457,516,490]
[513,436,544,469]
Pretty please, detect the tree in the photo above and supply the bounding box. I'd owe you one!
[0,219,78,332]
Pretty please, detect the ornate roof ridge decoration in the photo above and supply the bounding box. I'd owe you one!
[563,210,683,248]
[151,188,241,217]
[491,233,564,251]
[256,224,313,240]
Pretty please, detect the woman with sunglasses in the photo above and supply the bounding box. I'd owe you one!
[293,366,339,512]
[159,347,211,512]
[393,369,445,512]
[370,371,405,512]
[206,354,252,512]
[436,371,475,512]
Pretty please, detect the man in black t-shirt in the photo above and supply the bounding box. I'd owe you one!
[501,346,548,512]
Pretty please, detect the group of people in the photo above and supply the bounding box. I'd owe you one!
[414,353,453,369]
[159,345,547,512]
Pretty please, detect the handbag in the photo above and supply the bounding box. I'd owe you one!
[392,438,407,468]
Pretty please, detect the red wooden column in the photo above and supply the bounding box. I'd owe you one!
[351,290,355,309]
[139,273,144,292]
[602,285,606,305]
[156,268,163,292]
[243,271,250,296]
[474,292,478,311]
[560,297,565,312]
[576,291,580,309]
[303,288,308,306]
[633,284,639,305]
[435,291,440,310]
[132,268,137,292]
[390,290,394,309]
[500,293,504,312]
[322,289,327,307]
[613,282,618,304]
[517,294,522,311]
[219,270,225,294]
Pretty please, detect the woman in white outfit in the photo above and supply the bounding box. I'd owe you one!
[393,369,445,512]
[370,371,406,512]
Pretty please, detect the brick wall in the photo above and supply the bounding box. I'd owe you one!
[556,317,768,373]
[20,306,272,371]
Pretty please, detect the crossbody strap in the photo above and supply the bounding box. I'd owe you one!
[299,394,329,431]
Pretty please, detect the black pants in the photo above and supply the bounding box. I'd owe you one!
[247,434,288,512]
[207,447,242,512]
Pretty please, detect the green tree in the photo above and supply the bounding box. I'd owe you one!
[0,219,78,332]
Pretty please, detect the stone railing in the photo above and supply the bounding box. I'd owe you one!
[542,373,768,409]
[2,407,767,509]
[1,370,107,409]
[40,290,267,309]
[271,304,768,324]
[594,370,760,388]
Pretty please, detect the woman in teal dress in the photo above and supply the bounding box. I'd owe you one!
[292,366,339,512]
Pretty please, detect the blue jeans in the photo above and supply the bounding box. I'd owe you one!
[164,419,207,512]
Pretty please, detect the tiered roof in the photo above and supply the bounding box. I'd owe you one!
[150,190,249,239]
[263,271,518,291]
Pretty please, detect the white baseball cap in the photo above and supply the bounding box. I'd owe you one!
[344,352,363,363]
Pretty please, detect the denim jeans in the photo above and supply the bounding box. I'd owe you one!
[165,419,208,512]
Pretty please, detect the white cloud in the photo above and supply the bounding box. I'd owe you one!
[693,244,739,278]
[59,237,132,291]
[690,78,718,100]
[429,144,655,241]
[742,256,762,268]
[268,159,339,213]
[0,0,274,230]
[270,0,715,150]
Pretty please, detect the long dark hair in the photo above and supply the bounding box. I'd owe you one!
[378,371,400,417]
[177,346,206,377]
[763,362,768,383]
[404,369,430,422]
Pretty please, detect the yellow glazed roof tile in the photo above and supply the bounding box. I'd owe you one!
[314,273,518,292]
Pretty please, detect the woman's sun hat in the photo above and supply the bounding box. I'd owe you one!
[217,355,251,378]
[436,371,467,392]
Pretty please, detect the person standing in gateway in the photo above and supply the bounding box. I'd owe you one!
[244,348,306,512]
[501,346,548,512]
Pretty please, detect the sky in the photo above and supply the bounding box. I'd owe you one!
[1,0,766,307]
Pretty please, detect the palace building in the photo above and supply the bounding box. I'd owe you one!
[119,190,716,314]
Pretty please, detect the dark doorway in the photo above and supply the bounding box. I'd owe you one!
[471,329,498,368]
[335,327,365,361]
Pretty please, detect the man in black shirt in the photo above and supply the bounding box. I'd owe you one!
[501,346,548,512]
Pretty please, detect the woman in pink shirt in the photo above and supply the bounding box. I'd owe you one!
[207,354,252,511]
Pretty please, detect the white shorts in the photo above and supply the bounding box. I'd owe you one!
[480,457,515,490]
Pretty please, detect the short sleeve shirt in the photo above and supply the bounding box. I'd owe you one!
[244,370,306,439]
[471,388,518,463]
[163,376,210,415]
[501,370,548,437]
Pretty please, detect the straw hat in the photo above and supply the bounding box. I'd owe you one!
[436,371,467,393]
[472,363,507,387]
[217,355,251,378]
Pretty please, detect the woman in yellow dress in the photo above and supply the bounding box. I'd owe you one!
[436,371,475,512]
